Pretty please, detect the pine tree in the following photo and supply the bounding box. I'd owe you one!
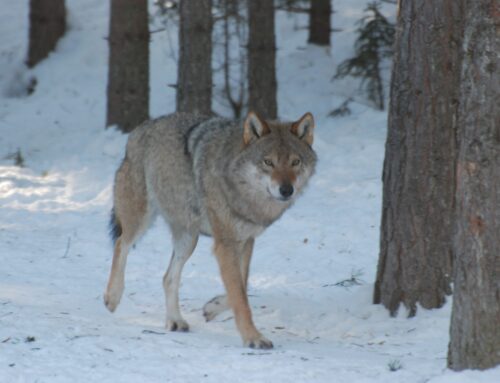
[334,1,394,110]
[26,0,66,68]
[374,0,462,316]
[248,0,277,119]
[308,0,331,46]
[176,0,213,115]
[448,0,500,370]
[106,0,149,133]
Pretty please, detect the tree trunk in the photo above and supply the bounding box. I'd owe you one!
[308,0,331,46]
[448,0,500,371]
[176,0,213,115]
[374,1,462,316]
[106,0,149,133]
[26,0,66,68]
[248,0,277,119]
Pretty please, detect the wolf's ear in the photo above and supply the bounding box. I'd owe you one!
[291,112,314,146]
[243,111,270,145]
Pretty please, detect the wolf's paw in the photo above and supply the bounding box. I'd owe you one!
[203,295,229,322]
[103,292,120,312]
[167,318,190,332]
[244,334,274,350]
[103,283,123,312]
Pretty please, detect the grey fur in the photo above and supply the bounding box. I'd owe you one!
[104,111,317,348]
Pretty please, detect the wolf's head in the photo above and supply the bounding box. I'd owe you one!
[235,111,317,207]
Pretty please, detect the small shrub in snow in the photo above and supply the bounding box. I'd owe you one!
[388,359,403,372]
[14,149,25,167]
[4,148,25,167]
[323,269,364,288]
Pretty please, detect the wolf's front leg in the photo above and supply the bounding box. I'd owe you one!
[213,239,273,349]
[203,238,254,321]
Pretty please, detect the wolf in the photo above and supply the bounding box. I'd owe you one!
[104,111,317,349]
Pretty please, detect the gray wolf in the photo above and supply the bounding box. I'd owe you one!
[104,111,317,349]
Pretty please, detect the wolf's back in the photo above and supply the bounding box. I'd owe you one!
[124,113,211,161]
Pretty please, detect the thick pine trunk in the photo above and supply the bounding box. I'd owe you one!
[374,1,462,316]
[26,0,66,68]
[176,0,213,115]
[106,0,149,133]
[248,0,277,119]
[308,0,331,46]
[448,0,500,371]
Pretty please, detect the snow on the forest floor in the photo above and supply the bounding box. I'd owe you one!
[1,1,499,382]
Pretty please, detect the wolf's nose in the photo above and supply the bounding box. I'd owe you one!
[279,184,294,198]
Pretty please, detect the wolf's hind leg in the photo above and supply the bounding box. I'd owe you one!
[104,211,152,311]
[104,160,150,312]
[104,237,131,312]
[203,238,254,321]
[163,230,198,331]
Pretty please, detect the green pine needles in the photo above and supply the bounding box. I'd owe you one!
[335,1,395,110]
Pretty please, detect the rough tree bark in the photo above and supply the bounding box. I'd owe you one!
[374,1,462,316]
[176,0,213,115]
[248,0,277,119]
[448,0,500,371]
[26,0,66,68]
[308,0,331,46]
[106,0,149,133]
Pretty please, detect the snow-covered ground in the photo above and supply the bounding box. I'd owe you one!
[1,1,499,382]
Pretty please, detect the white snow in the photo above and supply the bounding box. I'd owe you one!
[1,1,499,382]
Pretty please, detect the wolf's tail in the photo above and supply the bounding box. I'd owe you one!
[109,208,122,245]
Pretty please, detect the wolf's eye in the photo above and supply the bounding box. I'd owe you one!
[263,159,274,167]
[291,158,301,167]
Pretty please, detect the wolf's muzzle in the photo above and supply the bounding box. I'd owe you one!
[279,184,294,199]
